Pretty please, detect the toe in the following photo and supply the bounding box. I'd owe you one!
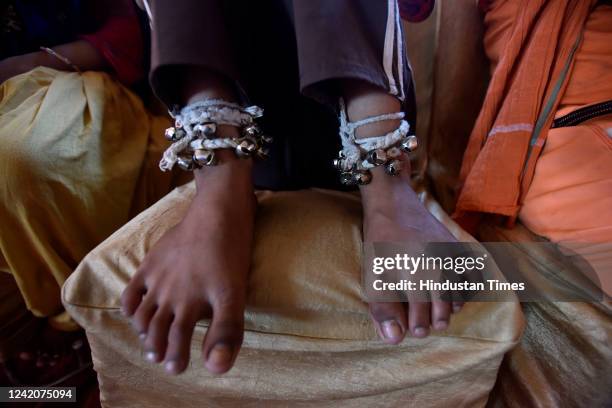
[431,300,451,331]
[121,275,146,316]
[144,306,174,363]
[202,296,244,375]
[408,302,431,338]
[164,307,199,375]
[368,302,407,345]
[132,294,157,337]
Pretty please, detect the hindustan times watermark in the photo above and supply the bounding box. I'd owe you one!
[362,242,608,302]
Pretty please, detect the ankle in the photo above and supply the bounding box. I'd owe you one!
[360,167,421,215]
[343,80,402,138]
[194,151,253,193]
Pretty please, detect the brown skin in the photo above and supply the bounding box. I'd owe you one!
[121,74,463,375]
[0,40,107,84]
[346,81,462,344]
[121,149,255,375]
[122,73,255,375]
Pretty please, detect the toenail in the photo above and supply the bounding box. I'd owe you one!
[145,351,158,362]
[381,320,403,341]
[208,344,233,367]
[165,360,180,374]
[139,333,147,341]
[414,327,428,337]
[435,320,448,331]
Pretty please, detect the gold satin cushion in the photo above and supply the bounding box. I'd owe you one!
[63,185,523,407]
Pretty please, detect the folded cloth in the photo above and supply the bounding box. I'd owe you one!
[467,1,612,292]
[455,0,597,223]
[480,223,612,408]
[62,186,523,407]
[0,67,172,329]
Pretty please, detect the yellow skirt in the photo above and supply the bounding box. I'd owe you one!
[0,67,173,329]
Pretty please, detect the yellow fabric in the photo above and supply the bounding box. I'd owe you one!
[0,67,172,328]
[62,186,523,407]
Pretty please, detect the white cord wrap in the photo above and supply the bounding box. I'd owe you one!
[337,98,410,172]
[159,99,264,172]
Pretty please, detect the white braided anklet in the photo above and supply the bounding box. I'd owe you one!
[335,98,418,185]
[159,99,269,172]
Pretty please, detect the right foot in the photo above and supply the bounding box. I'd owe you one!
[361,169,464,344]
[342,82,464,344]
[121,151,255,375]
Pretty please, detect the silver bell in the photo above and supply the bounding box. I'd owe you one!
[243,124,261,138]
[366,149,388,166]
[235,138,258,158]
[194,122,217,139]
[387,146,403,159]
[340,171,356,186]
[193,149,216,166]
[353,170,373,185]
[400,135,418,153]
[177,156,195,171]
[256,146,270,160]
[165,127,186,142]
[384,160,403,176]
[333,158,345,170]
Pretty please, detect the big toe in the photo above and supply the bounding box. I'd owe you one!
[369,302,407,344]
[202,297,245,374]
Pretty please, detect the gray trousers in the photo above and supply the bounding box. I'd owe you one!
[149,0,415,190]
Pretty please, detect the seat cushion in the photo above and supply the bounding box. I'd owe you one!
[63,185,523,407]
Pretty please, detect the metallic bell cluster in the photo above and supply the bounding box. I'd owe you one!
[194,122,217,138]
[335,134,418,186]
[234,124,270,160]
[164,126,186,142]
[165,120,272,171]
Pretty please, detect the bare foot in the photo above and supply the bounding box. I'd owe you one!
[121,150,255,375]
[343,80,463,344]
[361,168,463,344]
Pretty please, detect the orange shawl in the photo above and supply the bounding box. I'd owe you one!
[454,0,597,228]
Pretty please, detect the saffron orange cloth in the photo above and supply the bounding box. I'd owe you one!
[474,1,612,294]
[455,0,597,221]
